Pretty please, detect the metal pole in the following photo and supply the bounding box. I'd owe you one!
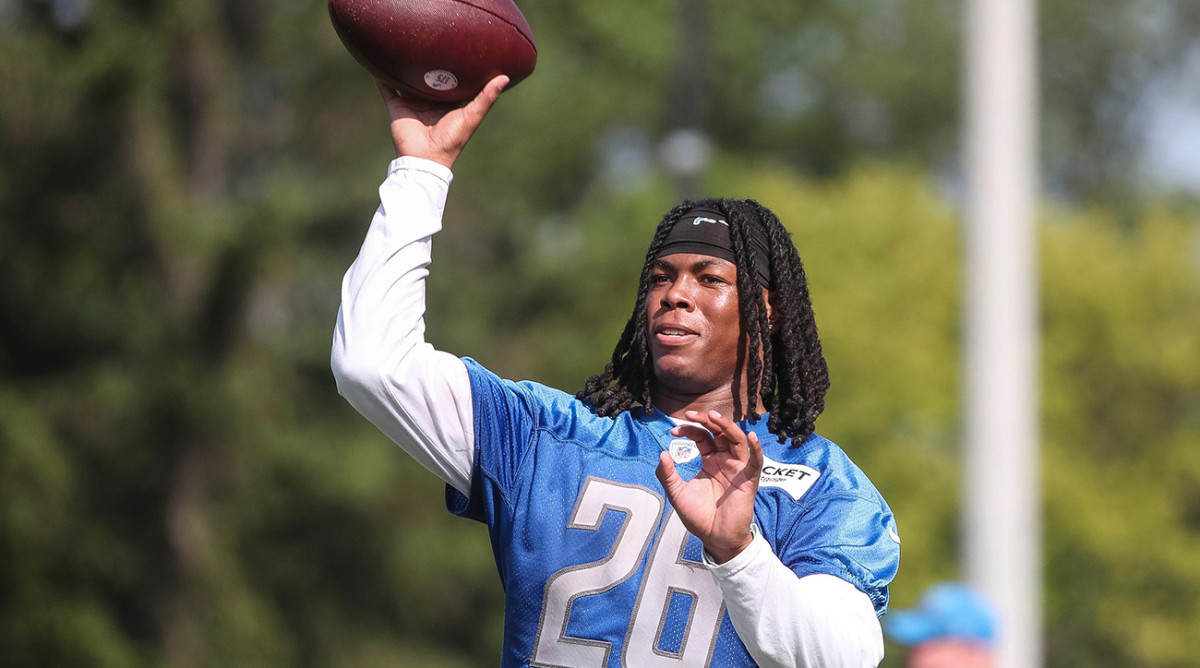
[963,0,1041,666]
[663,0,710,201]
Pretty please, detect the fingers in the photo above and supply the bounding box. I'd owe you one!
[746,430,764,477]
[655,451,685,501]
[454,75,509,134]
[377,81,416,126]
[670,423,718,456]
[376,80,401,105]
[468,75,510,115]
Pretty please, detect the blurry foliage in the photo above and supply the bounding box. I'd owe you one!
[1,0,1199,666]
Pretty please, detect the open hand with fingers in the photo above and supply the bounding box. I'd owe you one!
[655,410,764,564]
[377,74,509,169]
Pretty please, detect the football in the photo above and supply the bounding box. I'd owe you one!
[328,0,537,104]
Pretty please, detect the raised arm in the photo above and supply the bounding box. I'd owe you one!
[331,78,507,493]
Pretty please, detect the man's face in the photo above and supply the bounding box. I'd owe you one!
[907,640,993,668]
[645,253,749,402]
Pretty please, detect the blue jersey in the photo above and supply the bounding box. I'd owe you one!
[448,358,900,667]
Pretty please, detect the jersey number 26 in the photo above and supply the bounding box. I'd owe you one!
[532,477,726,667]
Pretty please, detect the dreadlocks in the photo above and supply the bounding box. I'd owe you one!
[576,198,830,443]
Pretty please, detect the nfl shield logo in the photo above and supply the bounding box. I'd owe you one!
[669,438,699,464]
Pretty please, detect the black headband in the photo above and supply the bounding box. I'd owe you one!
[654,205,772,289]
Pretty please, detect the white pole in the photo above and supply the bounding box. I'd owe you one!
[963,0,1041,667]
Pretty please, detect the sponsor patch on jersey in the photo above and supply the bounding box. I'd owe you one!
[758,457,820,500]
[668,438,700,464]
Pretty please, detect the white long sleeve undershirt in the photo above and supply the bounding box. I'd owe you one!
[331,156,885,667]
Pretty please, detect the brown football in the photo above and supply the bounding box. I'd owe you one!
[328,0,537,104]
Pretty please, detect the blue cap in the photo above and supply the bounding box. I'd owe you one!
[884,583,997,646]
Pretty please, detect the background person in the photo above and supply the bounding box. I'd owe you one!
[884,582,996,668]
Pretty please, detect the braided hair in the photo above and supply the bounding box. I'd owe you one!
[576,198,830,443]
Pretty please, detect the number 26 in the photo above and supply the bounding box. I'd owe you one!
[532,477,726,667]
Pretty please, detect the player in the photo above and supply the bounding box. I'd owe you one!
[331,76,901,667]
